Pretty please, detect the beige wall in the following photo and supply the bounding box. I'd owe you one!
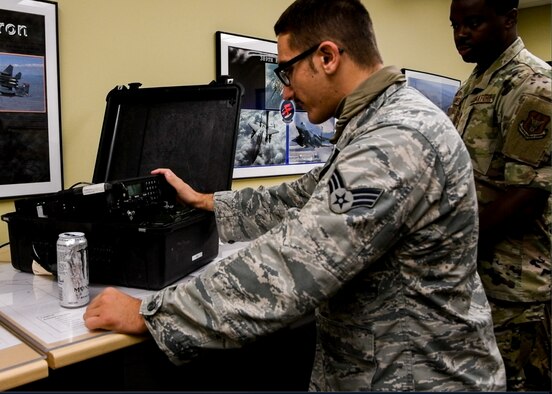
[518,5,552,60]
[0,0,550,245]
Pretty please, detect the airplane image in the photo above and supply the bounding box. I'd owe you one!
[293,121,330,148]
[236,110,284,166]
[0,65,30,96]
[241,129,263,166]
[248,111,279,143]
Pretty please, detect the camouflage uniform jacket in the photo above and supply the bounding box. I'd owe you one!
[448,38,551,306]
[141,69,506,391]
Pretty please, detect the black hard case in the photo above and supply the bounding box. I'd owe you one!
[2,81,242,290]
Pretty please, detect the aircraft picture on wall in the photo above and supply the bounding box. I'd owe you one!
[249,110,280,143]
[235,109,287,167]
[288,112,334,165]
[0,64,29,97]
[217,31,337,178]
[293,121,331,148]
[0,53,46,113]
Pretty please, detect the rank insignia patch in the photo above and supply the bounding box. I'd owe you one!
[328,169,383,214]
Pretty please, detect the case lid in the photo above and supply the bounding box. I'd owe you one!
[92,82,242,193]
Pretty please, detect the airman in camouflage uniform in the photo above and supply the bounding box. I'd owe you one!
[449,0,551,391]
[85,0,505,391]
[138,69,506,391]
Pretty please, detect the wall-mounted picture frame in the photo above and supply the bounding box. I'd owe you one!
[0,0,62,199]
[216,31,334,179]
[402,68,460,113]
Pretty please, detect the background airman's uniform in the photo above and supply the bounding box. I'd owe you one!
[448,37,551,392]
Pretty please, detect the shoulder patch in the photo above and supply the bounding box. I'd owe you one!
[503,94,551,166]
[518,110,550,140]
[328,169,383,214]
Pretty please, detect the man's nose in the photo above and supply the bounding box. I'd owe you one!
[455,25,469,38]
[282,85,294,101]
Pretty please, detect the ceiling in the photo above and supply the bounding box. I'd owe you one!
[519,0,551,8]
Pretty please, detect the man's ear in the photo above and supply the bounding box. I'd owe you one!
[504,8,518,29]
[317,41,342,75]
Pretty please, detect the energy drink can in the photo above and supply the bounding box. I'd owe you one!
[57,232,89,308]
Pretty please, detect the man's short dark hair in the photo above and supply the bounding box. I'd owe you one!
[486,0,519,14]
[274,0,383,67]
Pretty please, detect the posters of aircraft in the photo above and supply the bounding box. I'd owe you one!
[0,53,45,112]
[217,31,335,179]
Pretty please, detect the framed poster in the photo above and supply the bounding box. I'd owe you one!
[0,0,62,198]
[402,68,460,113]
[216,31,334,179]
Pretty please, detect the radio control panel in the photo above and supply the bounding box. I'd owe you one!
[15,175,178,222]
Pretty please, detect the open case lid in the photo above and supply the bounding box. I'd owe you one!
[92,81,242,193]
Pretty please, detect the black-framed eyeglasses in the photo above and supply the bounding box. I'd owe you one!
[274,43,321,87]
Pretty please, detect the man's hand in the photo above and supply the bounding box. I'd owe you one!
[151,168,214,211]
[83,287,148,335]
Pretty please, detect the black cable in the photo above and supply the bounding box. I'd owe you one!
[67,181,93,189]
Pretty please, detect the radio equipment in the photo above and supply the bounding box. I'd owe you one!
[14,174,177,223]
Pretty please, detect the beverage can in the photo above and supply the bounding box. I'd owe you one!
[56,232,89,308]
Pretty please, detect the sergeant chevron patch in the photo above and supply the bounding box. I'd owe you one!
[328,169,383,213]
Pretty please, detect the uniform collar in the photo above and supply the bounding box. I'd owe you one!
[470,37,525,90]
[331,65,405,143]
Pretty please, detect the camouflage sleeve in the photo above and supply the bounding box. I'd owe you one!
[500,69,552,191]
[213,167,322,242]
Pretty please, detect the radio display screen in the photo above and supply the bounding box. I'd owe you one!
[127,183,142,197]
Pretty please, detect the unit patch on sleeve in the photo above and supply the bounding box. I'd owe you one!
[328,169,383,214]
[503,94,551,166]
[518,110,550,140]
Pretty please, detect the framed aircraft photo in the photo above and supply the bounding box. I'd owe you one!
[402,68,460,114]
[216,31,334,179]
[0,0,62,198]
